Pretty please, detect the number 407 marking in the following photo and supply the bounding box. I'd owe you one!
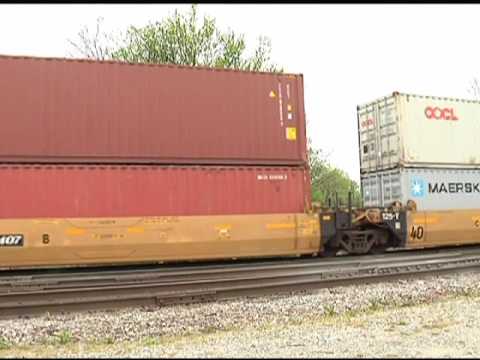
[0,234,23,246]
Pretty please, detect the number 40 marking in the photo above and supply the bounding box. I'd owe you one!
[410,225,424,240]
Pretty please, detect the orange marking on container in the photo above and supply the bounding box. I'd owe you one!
[66,228,86,236]
[127,227,145,233]
[266,223,296,230]
[412,217,438,224]
[33,219,61,225]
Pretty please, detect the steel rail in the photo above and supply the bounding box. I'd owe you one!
[0,246,479,318]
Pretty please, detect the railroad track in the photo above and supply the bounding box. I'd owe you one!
[1,246,480,318]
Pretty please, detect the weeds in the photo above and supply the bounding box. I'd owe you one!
[143,337,160,346]
[104,337,115,345]
[0,337,11,350]
[56,330,73,345]
[201,326,219,334]
[367,299,387,312]
[323,304,337,317]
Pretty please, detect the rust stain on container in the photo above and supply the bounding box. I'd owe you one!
[0,165,311,219]
[0,55,307,166]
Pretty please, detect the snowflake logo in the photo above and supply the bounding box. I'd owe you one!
[411,178,426,198]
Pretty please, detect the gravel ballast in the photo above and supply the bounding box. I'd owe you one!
[1,271,480,357]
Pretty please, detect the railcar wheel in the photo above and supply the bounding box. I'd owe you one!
[337,229,387,255]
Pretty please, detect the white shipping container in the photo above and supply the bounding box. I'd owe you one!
[357,92,480,173]
[361,167,480,210]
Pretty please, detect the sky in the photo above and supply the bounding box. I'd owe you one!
[1,4,479,181]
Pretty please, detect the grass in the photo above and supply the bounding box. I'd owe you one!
[103,337,115,345]
[367,298,389,312]
[422,319,456,331]
[0,337,11,350]
[55,330,73,345]
[323,304,337,317]
[201,326,219,334]
[2,288,480,357]
[143,337,160,347]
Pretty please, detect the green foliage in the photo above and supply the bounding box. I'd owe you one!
[0,337,11,350]
[56,330,73,345]
[69,5,281,72]
[143,337,160,346]
[104,336,115,345]
[308,141,361,207]
[323,304,337,317]
[69,7,361,204]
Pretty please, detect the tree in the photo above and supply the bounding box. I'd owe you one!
[468,77,480,100]
[68,17,115,60]
[308,141,362,208]
[68,5,281,72]
[69,7,360,205]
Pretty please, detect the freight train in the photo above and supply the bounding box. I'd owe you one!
[3,198,479,268]
[0,55,478,269]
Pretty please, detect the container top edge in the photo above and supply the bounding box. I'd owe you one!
[357,91,480,110]
[360,166,480,176]
[0,163,310,170]
[356,92,397,110]
[0,53,302,78]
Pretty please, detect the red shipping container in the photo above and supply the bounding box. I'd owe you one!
[0,165,311,219]
[0,55,307,166]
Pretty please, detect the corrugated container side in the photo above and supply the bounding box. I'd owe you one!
[0,165,311,219]
[358,94,400,173]
[361,167,480,210]
[0,55,307,166]
[358,92,480,173]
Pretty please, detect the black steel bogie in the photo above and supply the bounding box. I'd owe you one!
[319,207,408,255]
